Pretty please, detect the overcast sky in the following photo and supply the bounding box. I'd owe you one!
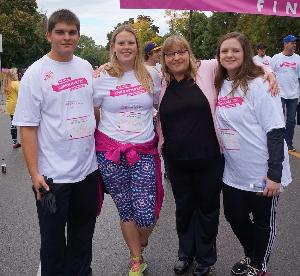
[36,0,170,46]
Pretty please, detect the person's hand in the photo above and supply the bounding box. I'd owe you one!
[263,177,280,197]
[263,72,279,96]
[93,62,112,78]
[31,173,49,200]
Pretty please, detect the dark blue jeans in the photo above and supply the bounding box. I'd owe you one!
[281,98,298,148]
[34,170,99,276]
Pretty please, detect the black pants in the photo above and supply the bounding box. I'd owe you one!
[10,115,18,144]
[168,155,224,267]
[223,184,279,272]
[34,170,99,276]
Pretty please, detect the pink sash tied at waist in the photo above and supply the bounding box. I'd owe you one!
[94,130,164,220]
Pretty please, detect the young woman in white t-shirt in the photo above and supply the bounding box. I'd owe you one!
[215,32,292,276]
[93,25,163,276]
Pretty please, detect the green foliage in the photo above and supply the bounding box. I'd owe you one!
[0,0,37,15]
[106,18,135,49]
[0,0,49,68]
[132,15,162,47]
[235,14,300,56]
[164,11,208,58]
[106,16,162,51]
[75,35,109,67]
[2,2,300,69]
[165,10,300,59]
[200,13,240,59]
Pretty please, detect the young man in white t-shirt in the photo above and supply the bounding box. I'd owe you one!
[13,10,98,276]
[253,42,271,67]
[270,35,300,152]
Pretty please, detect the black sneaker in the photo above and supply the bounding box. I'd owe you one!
[245,265,268,276]
[231,256,251,275]
[174,258,192,274]
[288,145,296,152]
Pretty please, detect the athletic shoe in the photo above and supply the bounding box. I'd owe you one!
[12,143,21,149]
[246,265,268,276]
[174,258,192,274]
[129,256,147,276]
[231,256,251,275]
[288,145,296,152]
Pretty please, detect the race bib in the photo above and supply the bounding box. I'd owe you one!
[118,111,144,133]
[219,128,240,150]
[66,115,95,140]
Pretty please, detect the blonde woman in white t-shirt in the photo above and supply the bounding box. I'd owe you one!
[215,32,292,276]
[93,24,163,276]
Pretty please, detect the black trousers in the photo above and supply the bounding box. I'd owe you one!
[34,170,99,276]
[10,115,18,143]
[223,184,279,272]
[168,155,224,267]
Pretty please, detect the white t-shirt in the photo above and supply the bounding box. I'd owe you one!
[253,55,272,67]
[270,53,300,99]
[216,77,292,192]
[93,69,161,143]
[13,55,98,183]
[145,64,162,105]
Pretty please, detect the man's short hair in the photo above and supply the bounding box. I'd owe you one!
[283,35,298,44]
[257,42,267,50]
[47,9,80,33]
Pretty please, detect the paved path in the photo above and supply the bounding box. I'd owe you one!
[0,112,299,276]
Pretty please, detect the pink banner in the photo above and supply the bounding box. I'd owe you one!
[120,0,300,17]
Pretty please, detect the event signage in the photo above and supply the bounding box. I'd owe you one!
[120,0,300,17]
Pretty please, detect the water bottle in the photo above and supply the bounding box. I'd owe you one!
[250,179,266,192]
[1,159,7,174]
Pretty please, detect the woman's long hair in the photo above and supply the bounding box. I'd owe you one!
[215,32,264,96]
[161,35,197,85]
[108,24,153,93]
[2,68,18,96]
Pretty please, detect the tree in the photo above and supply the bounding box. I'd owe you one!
[75,35,109,67]
[186,12,208,58]
[0,0,37,15]
[236,14,300,56]
[106,18,135,49]
[164,10,208,58]
[105,16,162,51]
[0,0,49,68]
[200,13,240,59]
[132,15,162,46]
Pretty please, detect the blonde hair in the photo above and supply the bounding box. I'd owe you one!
[161,35,198,84]
[108,24,153,93]
[3,68,18,96]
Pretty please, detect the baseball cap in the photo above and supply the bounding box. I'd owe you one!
[144,42,161,55]
[283,35,298,43]
[257,42,267,49]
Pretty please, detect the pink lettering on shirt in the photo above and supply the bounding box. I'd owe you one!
[110,84,146,97]
[217,96,244,108]
[262,61,270,65]
[44,71,54,81]
[279,62,297,69]
[52,77,88,92]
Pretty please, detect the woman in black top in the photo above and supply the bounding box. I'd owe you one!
[157,35,224,276]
